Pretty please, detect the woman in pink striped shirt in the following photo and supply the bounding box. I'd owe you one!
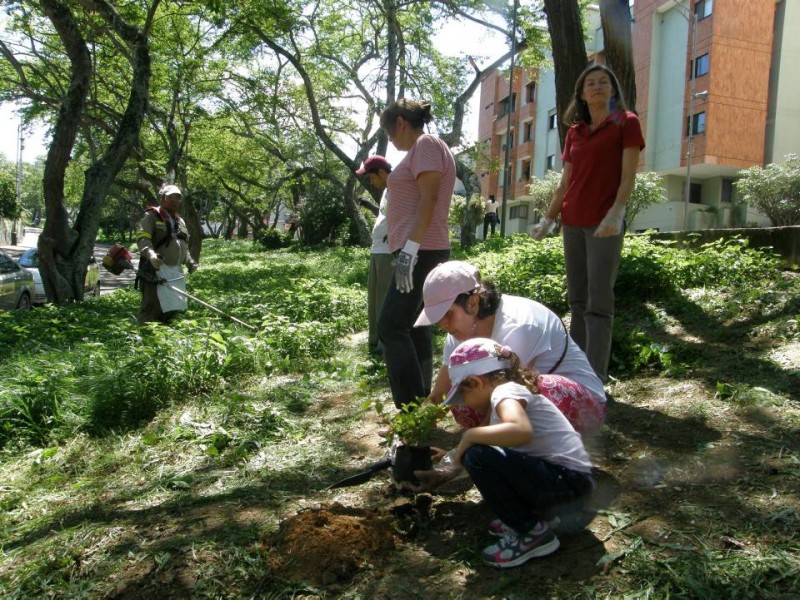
[377,99,456,409]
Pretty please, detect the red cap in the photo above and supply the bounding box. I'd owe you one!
[356,155,391,175]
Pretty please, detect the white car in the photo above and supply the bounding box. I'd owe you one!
[0,251,34,310]
[18,248,101,303]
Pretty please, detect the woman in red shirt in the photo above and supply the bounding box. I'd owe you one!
[532,64,644,383]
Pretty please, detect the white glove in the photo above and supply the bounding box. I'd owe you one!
[401,447,467,493]
[394,240,419,293]
[594,203,626,238]
[530,217,554,241]
[149,256,164,269]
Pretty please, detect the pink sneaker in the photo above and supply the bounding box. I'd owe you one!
[488,519,510,537]
[488,517,560,537]
[482,522,560,568]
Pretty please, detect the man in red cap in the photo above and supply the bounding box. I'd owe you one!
[357,155,393,356]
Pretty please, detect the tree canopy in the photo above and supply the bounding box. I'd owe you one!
[0,0,632,298]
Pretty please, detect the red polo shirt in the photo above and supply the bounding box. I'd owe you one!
[561,110,644,227]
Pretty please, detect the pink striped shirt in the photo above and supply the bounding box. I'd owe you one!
[386,134,456,252]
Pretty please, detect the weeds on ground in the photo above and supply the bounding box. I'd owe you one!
[1,235,799,598]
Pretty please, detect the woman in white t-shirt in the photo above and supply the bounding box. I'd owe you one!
[414,260,607,434]
[377,99,456,409]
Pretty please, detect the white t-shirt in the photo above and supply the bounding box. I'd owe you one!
[442,295,606,401]
[490,382,592,474]
[370,190,389,255]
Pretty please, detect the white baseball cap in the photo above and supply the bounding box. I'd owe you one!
[443,337,513,406]
[160,184,182,197]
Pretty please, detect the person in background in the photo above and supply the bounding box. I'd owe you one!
[136,184,197,324]
[531,64,644,383]
[415,260,606,434]
[483,194,499,239]
[356,155,393,356]
[377,99,456,409]
[431,338,594,568]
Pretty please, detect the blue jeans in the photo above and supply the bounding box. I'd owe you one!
[562,224,624,382]
[378,249,450,409]
[463,445,594,534]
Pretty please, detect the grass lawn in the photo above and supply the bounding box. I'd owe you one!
[1,236,798,598]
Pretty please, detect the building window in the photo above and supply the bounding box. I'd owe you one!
[524,121,533,141]
[692,53,709,78]
[695,0,712,20]
[521,160,531,181]
[688,182,702,204]
[501,133,514,152]
[691,111,706,135]
[526,82,537,103]
[498,93,517,117]
[510,205,529,220]
[546,154,556,171]
[548,111,558,130]
[721,178,734,204]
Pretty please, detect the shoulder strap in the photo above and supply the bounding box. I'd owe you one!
[145,206,173,249]
[546,318,569,375]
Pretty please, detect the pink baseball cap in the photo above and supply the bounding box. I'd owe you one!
[414,261,481,327]
[443,338,513,406]
[356,155,391,175]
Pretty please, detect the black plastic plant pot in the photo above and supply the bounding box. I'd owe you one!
[392,445,433,484]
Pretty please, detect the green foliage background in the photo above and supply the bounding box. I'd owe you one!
[0,234,786,451]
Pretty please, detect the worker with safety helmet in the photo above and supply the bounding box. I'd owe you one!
[136,184,198,323]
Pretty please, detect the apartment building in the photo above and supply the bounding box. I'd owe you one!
[476,0,800,233]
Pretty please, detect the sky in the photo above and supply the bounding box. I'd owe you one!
[0,16,509,165]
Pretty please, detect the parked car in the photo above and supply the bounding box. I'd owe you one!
[0,251,34,310]
[17,248,101,303]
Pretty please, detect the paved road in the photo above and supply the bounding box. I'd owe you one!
[1,227,139,296]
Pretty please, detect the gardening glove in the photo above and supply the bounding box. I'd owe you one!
[530,217,555,241]
[402,447,467,494]
[594,202,626,238]
[187,261,199,274]
[394,240,419,294]
[149,256,164,270]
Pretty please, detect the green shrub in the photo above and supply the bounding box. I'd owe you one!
[256,227,291,249]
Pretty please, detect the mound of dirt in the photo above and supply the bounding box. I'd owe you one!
[266,503,397,586]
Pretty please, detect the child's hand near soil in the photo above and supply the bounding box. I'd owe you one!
[402,447,466,493]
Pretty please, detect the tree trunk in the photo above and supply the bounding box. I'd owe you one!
[456,159,481,249]
[599,0,637,111]
[38,0,91,302]
[345,177,372,246]
[543,0,587,149]
[38,0,156,303]
[182,193,203,262]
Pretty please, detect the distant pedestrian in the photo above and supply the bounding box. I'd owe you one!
[136,184,198,324]
[483,195,499,239]
[356,155,393,356]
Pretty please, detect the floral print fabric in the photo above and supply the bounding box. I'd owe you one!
[449,374,606,435]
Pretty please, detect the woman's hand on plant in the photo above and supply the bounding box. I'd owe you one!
[429,446,447,463]
[401,462,462,493]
